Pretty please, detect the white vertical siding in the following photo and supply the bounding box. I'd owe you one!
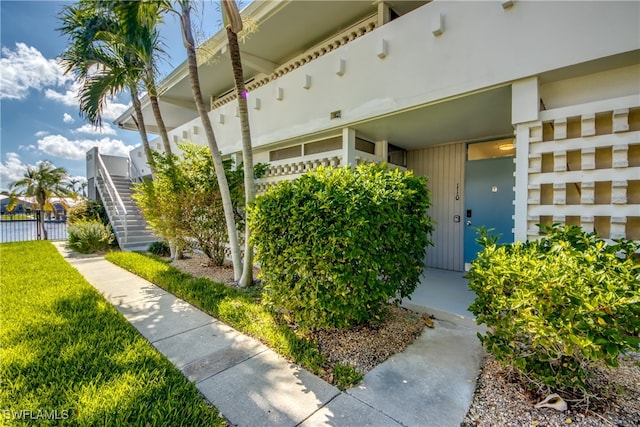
[408,143,465,271]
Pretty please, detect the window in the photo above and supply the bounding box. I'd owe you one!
[388,143,407,167]
[269,145,301,162]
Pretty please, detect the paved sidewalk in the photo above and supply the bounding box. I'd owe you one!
[54,242,483,427]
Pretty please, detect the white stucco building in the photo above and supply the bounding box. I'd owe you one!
[97,0,639,266]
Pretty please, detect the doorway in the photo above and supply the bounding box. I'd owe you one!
[463,141,515,267]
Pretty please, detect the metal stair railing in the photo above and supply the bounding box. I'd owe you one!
[95,153,128,247]
[128,157,144,183]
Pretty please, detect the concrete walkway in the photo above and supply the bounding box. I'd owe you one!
[54,243,484,427]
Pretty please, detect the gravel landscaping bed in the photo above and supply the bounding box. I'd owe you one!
[463,354,640,427]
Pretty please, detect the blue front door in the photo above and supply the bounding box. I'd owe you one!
[463,157,515,264]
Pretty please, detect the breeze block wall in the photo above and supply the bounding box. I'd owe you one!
[526,105,640,242]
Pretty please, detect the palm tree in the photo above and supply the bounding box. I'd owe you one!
[80,181,88,198]
[68,177,80,194]
[10,162,71,240]
[176,0,242,280]
[110,0,173,156]
[58,1,159,175]
[222,0,256,287]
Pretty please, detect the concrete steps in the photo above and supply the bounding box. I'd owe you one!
[96,173,158,251]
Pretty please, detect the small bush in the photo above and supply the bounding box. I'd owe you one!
[148,240,171,257]
[468,225,640,399]
[250,163,434,330]
[66,199,109,225]
[67,219,114,253]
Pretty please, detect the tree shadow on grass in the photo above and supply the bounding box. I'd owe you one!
[3,285,222,426]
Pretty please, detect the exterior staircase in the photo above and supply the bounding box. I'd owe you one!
[105,176,157,251]
[92,150,158,251]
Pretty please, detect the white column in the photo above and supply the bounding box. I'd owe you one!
[513,123,530,242]
[342,128,356,167]
[375,140,389,164]
[375,1,391,26]
[512,77,539,242]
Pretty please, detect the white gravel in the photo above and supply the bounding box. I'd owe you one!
[463,355,640,427]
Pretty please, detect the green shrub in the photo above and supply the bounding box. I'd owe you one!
[148,240,171,257]
[66,199,109,225]
[133,143,266,265]
[250,163,434,330]
[67,219,114,253]
[468,225,640,398]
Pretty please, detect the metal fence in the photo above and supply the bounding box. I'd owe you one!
[0,211,68,243]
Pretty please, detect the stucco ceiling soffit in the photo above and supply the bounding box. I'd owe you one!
[141,124,174,135]
[238,51,278,75]
[217,44,278,75]
[159,96,198,111]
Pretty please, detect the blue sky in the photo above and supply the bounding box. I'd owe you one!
[0,0,221,191]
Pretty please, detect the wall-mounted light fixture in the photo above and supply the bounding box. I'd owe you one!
[377,39,388,59]
[336,59,345,76]
[432,13,444,36]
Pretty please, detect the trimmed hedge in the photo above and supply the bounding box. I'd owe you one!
[250,163,434,330]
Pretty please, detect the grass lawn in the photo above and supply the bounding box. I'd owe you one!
[105,252,361,389]
[0,241,224,426]
[0,214,33,220]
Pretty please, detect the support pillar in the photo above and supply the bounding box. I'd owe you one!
[342,128,356,167]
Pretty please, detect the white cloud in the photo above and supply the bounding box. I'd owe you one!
[18,144,36,152]
[102,100,130,121]
[45,83,130,121]
[34,130,49,138]
[73,123,117,136]
[44,86,79,107]
[63,113,75,123]
[0,43,73,100]
[0,152,30,188]
[37,134,134,160]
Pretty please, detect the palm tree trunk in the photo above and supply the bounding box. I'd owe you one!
[147,74,173,156]
[179,3,242,280]
[149,94,172,155]
[226,27,255,287]
[130,85,156,177]
[38,192,48,240]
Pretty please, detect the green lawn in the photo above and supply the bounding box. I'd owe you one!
[1,214,33,220]
[0,241,224,426]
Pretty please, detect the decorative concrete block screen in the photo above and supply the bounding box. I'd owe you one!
[526,107,640,241]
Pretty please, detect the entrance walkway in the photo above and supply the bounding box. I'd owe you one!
[403,268,478,329]
[54,243,484,427]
